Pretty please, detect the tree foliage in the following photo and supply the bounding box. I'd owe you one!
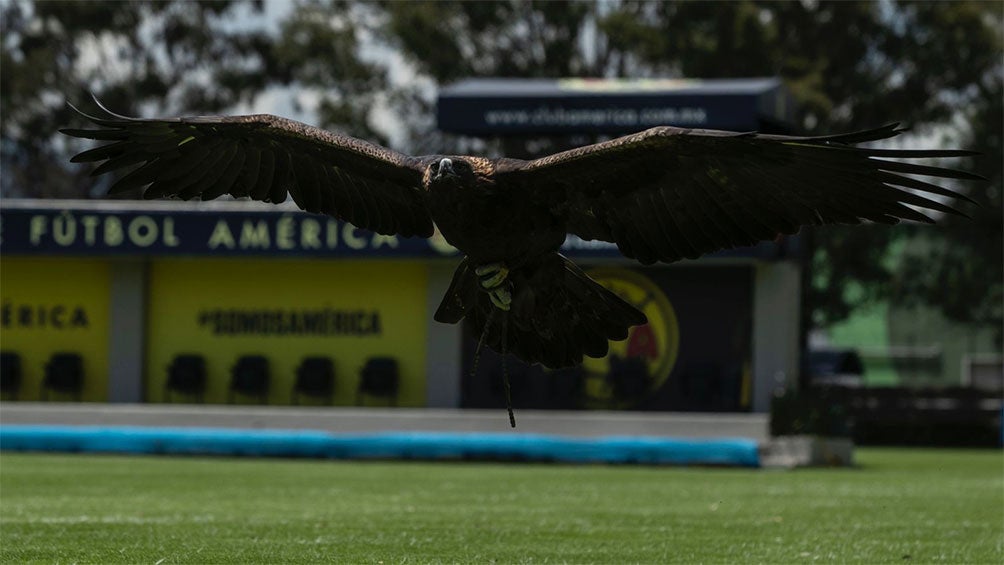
[2,0,1000,333]
[1,0,281,198]
[892,75,1003,334]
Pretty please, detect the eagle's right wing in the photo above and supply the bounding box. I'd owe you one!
[497,124,981,264]
[61,101,434,238]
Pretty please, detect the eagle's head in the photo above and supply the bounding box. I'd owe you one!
[428,157,478,187]
[432,157,464,180]
[425,156,496,193]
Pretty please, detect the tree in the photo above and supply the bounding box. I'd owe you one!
[892,74,1003,335]
[1,0,278,198]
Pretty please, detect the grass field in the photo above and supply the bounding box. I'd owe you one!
[1,448,1001,563]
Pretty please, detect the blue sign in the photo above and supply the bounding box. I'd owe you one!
[0,202,447,258]
[0,200,793,261]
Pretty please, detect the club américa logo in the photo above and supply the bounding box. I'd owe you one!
[581,267,680,408]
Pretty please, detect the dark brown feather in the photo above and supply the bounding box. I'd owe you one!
[65,106,980,373]
[498,124,979,260]
[62,104,434,238]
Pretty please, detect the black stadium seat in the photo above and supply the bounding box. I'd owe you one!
[548,366,585,409]
[292,356,336,405]
[356,357,399,406]
[607,354,649,402]
[165,354,207,403]
[1,351,23,400]
[228,355,269,404]
[41,352,84,401]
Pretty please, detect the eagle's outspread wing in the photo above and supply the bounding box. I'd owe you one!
[497,124,981,264]
[61,100,434,238]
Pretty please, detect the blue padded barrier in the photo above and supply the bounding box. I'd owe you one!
[0,425,760,467]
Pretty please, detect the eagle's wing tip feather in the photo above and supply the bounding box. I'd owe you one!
[65,99,84,115]
[63,95,127,127]
[89,93,138,121]
[64,99,102,124]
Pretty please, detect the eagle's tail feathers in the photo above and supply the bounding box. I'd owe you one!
[437,253,647,369]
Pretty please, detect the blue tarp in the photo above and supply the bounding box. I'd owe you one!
[0,425,760,467]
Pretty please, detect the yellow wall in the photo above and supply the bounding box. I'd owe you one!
[0,257,111,401]
[146,258,428,406]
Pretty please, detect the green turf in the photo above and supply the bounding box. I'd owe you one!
[1,448,1001,564]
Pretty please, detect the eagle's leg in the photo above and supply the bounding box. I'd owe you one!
[475,262,513,311]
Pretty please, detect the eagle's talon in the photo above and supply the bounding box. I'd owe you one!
[476,262,512,310]
[474,263,502,276]
[476,262,510,290]
[489,286,512,311]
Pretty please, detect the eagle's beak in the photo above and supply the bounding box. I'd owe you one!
[434,158,455,180]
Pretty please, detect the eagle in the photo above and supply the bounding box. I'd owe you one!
[62,100,980,372]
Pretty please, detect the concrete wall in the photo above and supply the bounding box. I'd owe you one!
[105,257,446,405]
[41,254,801,412]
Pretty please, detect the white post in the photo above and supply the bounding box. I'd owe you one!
[107,259,146,402]
[424,261,464,407]
[752,261,802,412]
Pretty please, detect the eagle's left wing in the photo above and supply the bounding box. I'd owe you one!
[61,101,434,238]
[496,124,981,264]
